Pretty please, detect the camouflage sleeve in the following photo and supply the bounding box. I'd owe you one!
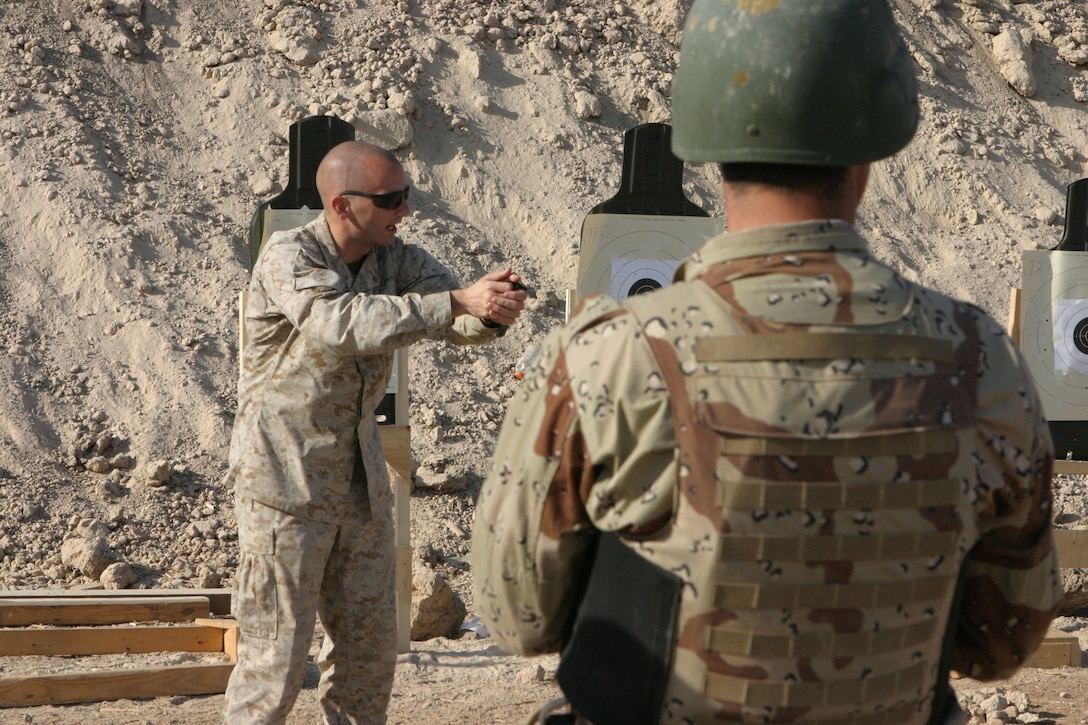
[393,243,500,346]
[471,297,676,656]
[952,309,1062,680]
[255,233,455,354]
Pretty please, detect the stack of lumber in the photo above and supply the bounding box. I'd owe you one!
[0,589,236,707]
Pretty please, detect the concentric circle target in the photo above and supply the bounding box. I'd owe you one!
[610,259,673,300]
[576,215,720,303]
[1021,250,1088,420]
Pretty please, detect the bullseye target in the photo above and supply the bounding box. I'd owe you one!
[610,258,676,301]
[1020,250,1088,420]
[1053,299,1088,374]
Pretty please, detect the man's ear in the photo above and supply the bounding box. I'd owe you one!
[848,164,871,206]
[330,195,349,218]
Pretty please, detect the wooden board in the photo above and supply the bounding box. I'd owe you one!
[380,425,411,483]
[0,596,210,627]
[0,589,231,616]
[1025,629,1081,669]
[395,544,412,653]
[0,662,235,707]
[384,428,412,655]
[195,617,239,660]
[1053,459,1088,476]
[1007,287,1022,349]
[0,624,226,657]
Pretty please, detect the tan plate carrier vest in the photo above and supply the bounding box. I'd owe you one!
[620,276,980,724]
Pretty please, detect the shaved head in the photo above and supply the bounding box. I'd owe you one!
[316,141,401,207]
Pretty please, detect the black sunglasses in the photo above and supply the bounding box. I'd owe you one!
[340,186,411,210]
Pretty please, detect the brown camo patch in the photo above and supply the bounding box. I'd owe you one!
[533,346,595,541]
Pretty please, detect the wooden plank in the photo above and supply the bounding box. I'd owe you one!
[1024,629,1080,669]
[0,662,235,707]
[193,618,239,662]
[0,589,231,616]
[394,344,410,425]
[395,544,412,654]
[193,617,235,630]
[1053,460,1088,476]
[0,596,210,627]
[383,424,412,655]
[0,625,224,657]
[223,623,238,662]
[1008,287,1022,347]
[380,425,411,483]
[1054,528,1088,569]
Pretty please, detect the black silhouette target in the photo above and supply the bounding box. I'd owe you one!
[1021,250,1088,421]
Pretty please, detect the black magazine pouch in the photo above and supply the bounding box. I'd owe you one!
[556,532,682,725]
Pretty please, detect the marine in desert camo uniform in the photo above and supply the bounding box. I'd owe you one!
[225,141,525,724]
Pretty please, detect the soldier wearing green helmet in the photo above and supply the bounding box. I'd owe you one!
[472,1,1062,723]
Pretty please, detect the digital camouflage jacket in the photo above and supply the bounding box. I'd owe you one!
[228,214,498,523]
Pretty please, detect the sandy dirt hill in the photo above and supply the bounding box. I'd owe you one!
[0,0,1087,722]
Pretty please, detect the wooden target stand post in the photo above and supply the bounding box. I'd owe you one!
[244,116,413,655]
[1010,177,1088,668]
[568,122,719,318]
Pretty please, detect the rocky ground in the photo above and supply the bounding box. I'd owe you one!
[0,0,1087,722]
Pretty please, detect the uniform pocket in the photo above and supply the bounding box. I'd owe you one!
[234,499,278,640]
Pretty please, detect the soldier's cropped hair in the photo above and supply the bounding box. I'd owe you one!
[719,162,849,198]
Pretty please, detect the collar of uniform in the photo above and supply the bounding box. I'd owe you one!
[675,219,867,282]
[307,213,343,263]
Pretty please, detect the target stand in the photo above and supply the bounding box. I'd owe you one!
[570,123,719,316]
[243,116,413,653]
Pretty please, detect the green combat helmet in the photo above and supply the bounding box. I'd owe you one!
[671,0,919,166]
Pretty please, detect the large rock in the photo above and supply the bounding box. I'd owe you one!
[353,110,414,150]
[1061,569,1088,614]
[60,536,114,579]
[410,564,465,641]
[992,28,1036,98]
[101,561,137,589]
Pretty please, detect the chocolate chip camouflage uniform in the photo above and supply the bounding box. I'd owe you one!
[225,214,499,725]
[472,220,1062,724]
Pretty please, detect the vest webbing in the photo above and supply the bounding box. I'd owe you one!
[718,530,960,562]
[696,333,956,363]
[718,478,961,509]
[713,576,952,610]
[791,702,928,725]
[708,617,937,658]
[717,428,959,457]
[705,662,926,708]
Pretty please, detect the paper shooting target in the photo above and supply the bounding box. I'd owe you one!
[1020,250,1088,421]
[576,213,720,305]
